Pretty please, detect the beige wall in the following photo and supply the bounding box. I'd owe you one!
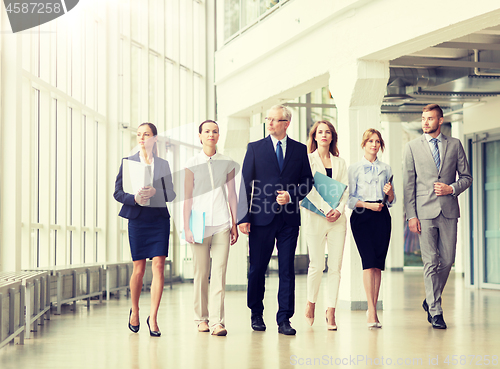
[464,98,500,135]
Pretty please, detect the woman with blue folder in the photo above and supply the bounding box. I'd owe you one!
[183,120,239,336]
[303,120,349,331]
[114,122,176,337]
[347,128,395,328]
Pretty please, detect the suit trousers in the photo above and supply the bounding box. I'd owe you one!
[419,212,457,316]
[191,228,230,330]
[305,214,346,308]
[247,212,299,324]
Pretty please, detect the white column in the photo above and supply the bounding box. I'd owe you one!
[329,59,389,310]
[0,31,22,272]
[219,116,250,290]
[381,121,405,271]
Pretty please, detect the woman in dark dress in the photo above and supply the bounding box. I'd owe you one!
[347,128,395,329]
[114,122,176,337]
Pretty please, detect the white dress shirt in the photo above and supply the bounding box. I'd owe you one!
[185,151,237,234]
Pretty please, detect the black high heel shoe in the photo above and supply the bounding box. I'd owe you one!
[147,316,161,337]
[128,309,140,333]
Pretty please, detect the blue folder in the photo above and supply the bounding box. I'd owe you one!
[181,210,205,243]
[301,172,347,217]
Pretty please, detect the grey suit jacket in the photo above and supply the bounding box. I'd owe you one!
[403,134,472,220]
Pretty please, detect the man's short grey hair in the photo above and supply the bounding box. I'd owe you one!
[270,104,292,122]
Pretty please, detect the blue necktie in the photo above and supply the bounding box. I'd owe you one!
[276,141,284,171]
[430,138,440,171]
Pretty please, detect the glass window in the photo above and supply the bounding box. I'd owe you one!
[165,0,174,60]
[179,0,188,67]
[180,67,188,128]
[149,53,158,123]
[193,1,201,73]
[131,45,142,127]
[11,0,208,277]
[32,88,41,267]
[484,140,500,284]
[165,60,174,131]
[224,0,240,39]
[242,0,260,29]
[149,0,158,50]
[131,0,143,42]
[225,0,282,40]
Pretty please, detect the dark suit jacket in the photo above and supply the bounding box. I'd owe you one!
[238,135,313,227]
[113,152,176,219]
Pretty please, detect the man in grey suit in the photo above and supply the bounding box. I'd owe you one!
[403,104,472,329]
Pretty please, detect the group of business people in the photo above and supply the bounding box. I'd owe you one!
[113,103,472,337]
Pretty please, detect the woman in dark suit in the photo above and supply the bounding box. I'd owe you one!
[114,122,176,337]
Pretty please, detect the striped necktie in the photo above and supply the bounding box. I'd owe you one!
[430,138,440,171]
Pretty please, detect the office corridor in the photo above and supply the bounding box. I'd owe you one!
[1,271,499,369]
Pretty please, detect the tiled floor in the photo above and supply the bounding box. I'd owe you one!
[1,271,500,368]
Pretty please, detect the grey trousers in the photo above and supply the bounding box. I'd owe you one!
[419,212,457,316]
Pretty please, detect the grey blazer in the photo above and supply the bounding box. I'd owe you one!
[403,134,472,220]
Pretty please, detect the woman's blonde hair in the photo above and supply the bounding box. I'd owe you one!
[307,120,339,156]
[361,128,385,152]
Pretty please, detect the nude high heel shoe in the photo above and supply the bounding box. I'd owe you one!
[305,302,315,326]
[326,310,337,331]
[366,310,382,328]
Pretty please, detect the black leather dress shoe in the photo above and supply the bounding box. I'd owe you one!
[251,315,266,331]
[278,320,296,336]
[128,309,140,333]
[431,314,447,329]
[422,300,432,323]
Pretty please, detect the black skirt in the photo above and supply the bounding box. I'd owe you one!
[128,206,170,261]
[350,204,391,270]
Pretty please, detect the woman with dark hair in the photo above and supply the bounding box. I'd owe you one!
[303,120,348,331]
[114,122,176,337]
[347,128,395,329]
[183,120,239,336]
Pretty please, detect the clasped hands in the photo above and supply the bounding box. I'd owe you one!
[238,191,291,236]
[325,209,341,222]
[134,186,156,205]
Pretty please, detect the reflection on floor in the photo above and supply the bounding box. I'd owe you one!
[1,271,499,369]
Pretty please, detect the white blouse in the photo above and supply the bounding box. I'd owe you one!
[184,151,237,228]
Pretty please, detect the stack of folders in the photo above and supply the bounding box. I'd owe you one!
[301,172,347,217]
[122,159,153,206]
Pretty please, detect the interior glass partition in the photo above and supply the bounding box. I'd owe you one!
[483,139,500,284]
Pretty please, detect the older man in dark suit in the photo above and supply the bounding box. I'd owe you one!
[403,104,472,329]
[238,105,313,335]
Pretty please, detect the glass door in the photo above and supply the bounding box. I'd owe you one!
[482,138,500,286]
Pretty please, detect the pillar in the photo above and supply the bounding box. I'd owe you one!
[329,59,390,310]
[381,121,405,272]
[0,30,22,272]
[219,116,251,290]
